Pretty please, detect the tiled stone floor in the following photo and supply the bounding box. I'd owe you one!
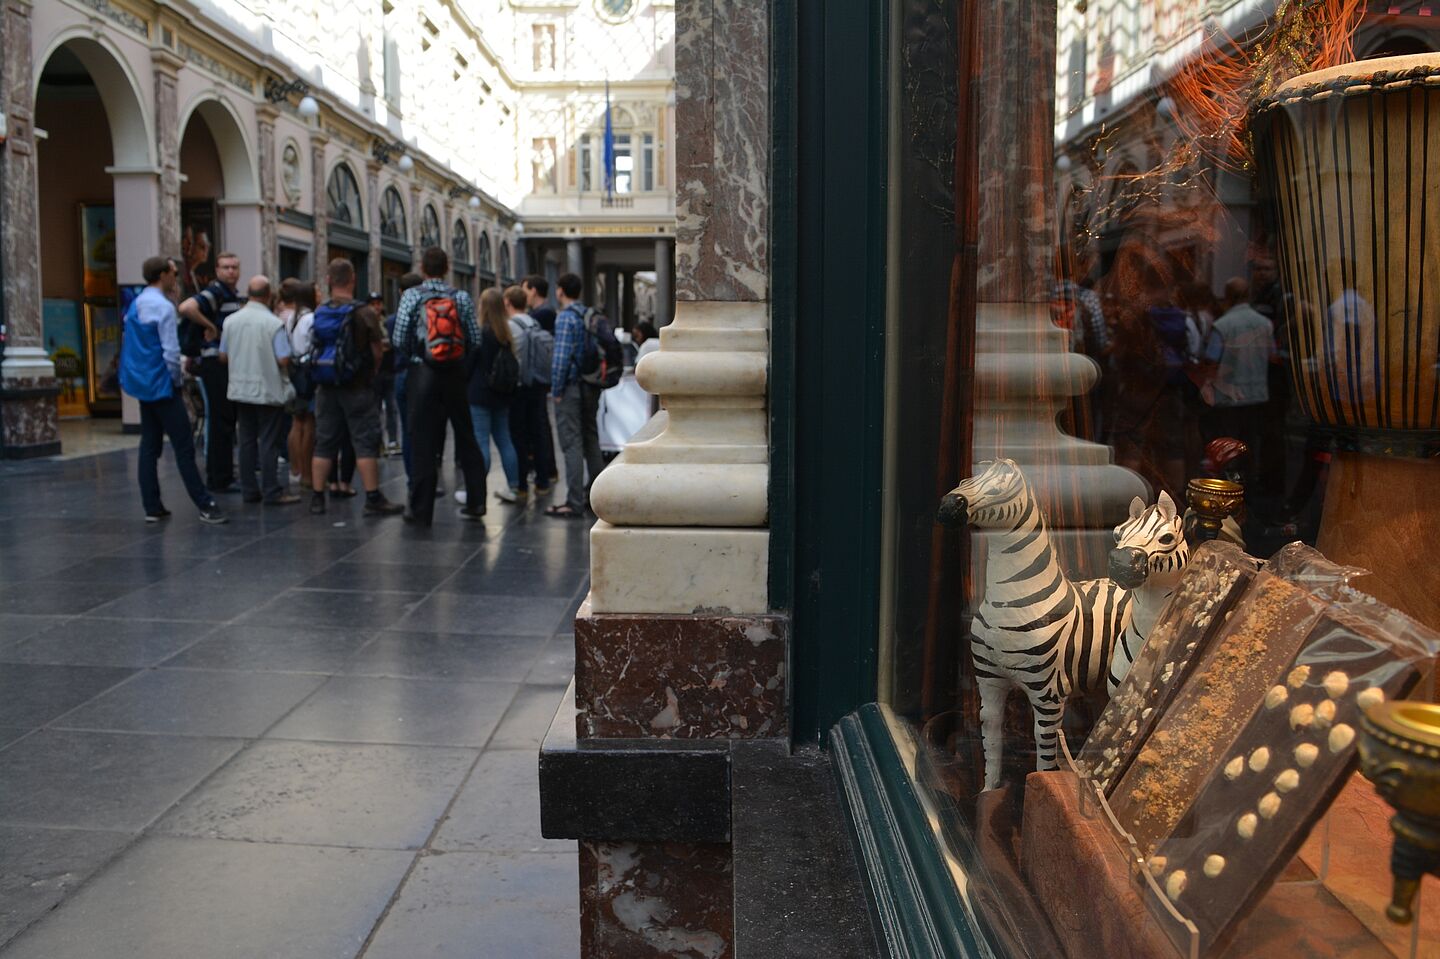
[0,441,583,958]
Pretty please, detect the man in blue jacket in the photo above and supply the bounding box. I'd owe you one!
[120,256,228,525]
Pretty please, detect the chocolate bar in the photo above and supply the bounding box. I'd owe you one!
[1081,543,1259,797]
[1109,572,1328,856]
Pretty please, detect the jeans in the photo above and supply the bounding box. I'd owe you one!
[196,355,236,489]
[138,393,214,514]
[236,402,287,501]
[555,381,605,512]
[406,362,488,524]
[395,367,411,479]
[509,384,555,492]
[470,403,519,490]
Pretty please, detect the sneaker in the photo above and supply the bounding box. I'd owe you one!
[309,491,326,515]
[458,507,486,522]
[364,495,404,516]
[198,504,229,525]
[385,442,402,457]
[495,488,517,504]
[144,507,172,523]
[453,490,468,505]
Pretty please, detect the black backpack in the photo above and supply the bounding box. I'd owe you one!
[488,344,520,395]
[579,308,623,389]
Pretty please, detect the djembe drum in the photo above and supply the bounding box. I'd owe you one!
[1254,54,1440,631]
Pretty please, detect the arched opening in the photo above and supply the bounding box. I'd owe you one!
[35,38,151,420]
[420,204,441,250]
[499,241,513,284]
[325,163,369,294]
[178,97,262,297]
[379,186,412,313]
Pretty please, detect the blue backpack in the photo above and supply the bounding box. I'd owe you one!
[311,301,362,386]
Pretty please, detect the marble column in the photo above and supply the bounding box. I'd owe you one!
[1,0,59,456]
[365,161,382,295]
[620,271,635,329]
[310,133,329,290]
[256,105,279,279]
[111,171,162,434]
[603,266,619,318]
[572,2,775,953]
[152,48,184,263]
[654,237,673,326]
[566,238,583,277]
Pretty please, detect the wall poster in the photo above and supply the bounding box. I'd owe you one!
[181,199,218,298]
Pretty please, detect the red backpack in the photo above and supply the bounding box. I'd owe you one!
[419,288,465,366]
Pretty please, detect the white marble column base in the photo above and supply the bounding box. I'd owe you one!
[2,347,56,381]
[589,520,769,615]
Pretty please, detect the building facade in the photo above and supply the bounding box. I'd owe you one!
[0,0,675,456]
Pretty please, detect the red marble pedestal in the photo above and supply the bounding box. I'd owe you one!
[1021,771,1389,959]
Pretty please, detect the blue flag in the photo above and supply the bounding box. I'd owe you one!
[602,81,616,197]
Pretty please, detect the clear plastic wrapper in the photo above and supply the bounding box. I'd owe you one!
[1080,542,1262,797]
[1140,549,1440,956]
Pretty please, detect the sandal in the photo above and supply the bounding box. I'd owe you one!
[545,504,584,519]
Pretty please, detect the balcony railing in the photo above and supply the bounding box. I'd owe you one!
[600,195,634,209]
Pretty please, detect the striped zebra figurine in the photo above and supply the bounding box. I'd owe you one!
[1106,492,1190,690]
[937,459,1133,791]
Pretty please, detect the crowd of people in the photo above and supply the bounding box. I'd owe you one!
[119,245,620,527]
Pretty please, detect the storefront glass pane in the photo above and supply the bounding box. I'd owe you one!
[880,2,1440,953]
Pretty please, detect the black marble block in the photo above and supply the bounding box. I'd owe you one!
[539,681,732,843]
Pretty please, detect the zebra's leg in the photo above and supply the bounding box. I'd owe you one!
[1030,690,1066,772]
[977,677,1009,791]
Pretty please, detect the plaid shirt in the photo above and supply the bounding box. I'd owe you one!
[392,279,482,364]
[1055,280,1110,355]
[551,302,587,397]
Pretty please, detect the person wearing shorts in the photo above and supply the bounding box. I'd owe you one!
[308,258,403,516]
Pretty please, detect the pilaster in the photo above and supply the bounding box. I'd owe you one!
[408,183,422,269]
[257,104,279,279]
[365,160,382,294]
[310,131,329,287]
[152,47,184,264]
[1,0,59,457]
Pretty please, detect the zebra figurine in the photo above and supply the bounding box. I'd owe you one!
[937,459,1133,791]
[1106,492,1190,690]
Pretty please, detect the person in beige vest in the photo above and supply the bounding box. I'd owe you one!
[220,276,299,505]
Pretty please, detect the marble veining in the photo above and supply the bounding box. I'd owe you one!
[581,840,733,959]
[675,0,769,302]
[575,610,787,740]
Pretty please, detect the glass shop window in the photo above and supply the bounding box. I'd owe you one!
[641,133,656,192]
[579,133,594,192]
[880,2,1440,956]
[613,133,633,194]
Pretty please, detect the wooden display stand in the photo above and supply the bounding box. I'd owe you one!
[1020,770,1416,959]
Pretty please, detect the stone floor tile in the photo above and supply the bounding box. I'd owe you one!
[158,740,475,849]
[53,668,325,738]
[396,592,574,637]
[3,619,210,668]
[159,625,374,673]
[0,664,136,727]
[267,675,516,747]
[0,826,133,948]
[239,588,425,630]
[0,730,242,831]
[0,836,413,959]
[343,631,546,683]
[0,614,69,647]
[87,581,280,622]
[438,563,586,597]
[487,684,571,750]
[434,749,573,855]
[525,638,577,686]
[360,851,579,959]
[0,581,146,617]
[300,561,458,593]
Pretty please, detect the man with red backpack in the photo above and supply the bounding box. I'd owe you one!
[308,258,404,517]
[391,246,489,525]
